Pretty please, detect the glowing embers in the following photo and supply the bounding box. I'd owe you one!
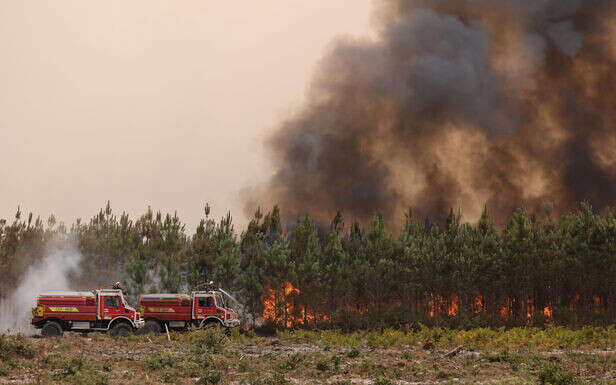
[473,294,484,314]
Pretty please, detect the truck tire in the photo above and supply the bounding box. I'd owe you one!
[143,320,162,334]
[109,322,132,337]
[41,321,63,338]
[201,320,222,330]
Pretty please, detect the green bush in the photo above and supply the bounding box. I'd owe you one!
[537,363,576,385]
[161,372,178,384]
[145,352,178,370]
[0,362,11,377]
[196,372,221,384]
[279,354,303,371]
[0,334,35,362]
[371,378,393,385]
[483,348,520,364]
[316,359,330,372]
[60,358,86,377]
[56,357,109,385]
[188,328,228,354]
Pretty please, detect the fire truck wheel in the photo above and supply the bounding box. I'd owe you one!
[201,321,222,330]
[109,323,132,337]
[144,320,162,334]
[41,321,63,338]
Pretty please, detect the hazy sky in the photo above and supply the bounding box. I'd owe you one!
[0,0,373,230]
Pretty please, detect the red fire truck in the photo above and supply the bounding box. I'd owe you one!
[31,289,144,337]
[139,290,240,333]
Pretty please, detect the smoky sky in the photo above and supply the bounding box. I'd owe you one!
[0,1,372,230]
[255,0,616,227]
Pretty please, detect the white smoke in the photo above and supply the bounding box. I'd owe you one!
[0,237,83,335]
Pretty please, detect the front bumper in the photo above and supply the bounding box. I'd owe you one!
[224,319,240,328]
[31,317,44,327]
[134,319,145,329]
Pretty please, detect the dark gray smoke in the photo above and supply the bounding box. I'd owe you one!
[253,0,616,227]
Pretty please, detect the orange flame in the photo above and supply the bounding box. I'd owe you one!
[262,281,329,327]
[428,294,459,317]
[473,294,483,313]
[448,294,459,316]
[500,298,513,319]
[262,287,568,327]
[262,281,301,328]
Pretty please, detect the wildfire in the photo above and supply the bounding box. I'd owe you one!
[473,294,483,313]
[526,303,534,319]
[261,285,579,328]
[262,281,301,328]
[428,294,459,317]
[500,298,513,318]
[262,281,329,327]
[448,294,459,316]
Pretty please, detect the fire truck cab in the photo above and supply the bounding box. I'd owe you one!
[139,290,240,333]
[31,289,144,337]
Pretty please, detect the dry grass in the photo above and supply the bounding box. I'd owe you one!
[1,327,616,384]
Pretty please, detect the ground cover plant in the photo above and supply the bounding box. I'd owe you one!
[1,327,615,384]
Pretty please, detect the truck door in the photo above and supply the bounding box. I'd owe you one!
[194,296,215,320]
[100,295,122,321]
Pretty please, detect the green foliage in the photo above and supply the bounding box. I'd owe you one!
[371,378,393,385]
[196,372,222,384]
[279,354,303,371]
[0,334,35,362]
[146,352,179,370]
[57,357,109,385]
[316,359,330,371]
[187,328,229,354]
[347,348,361,358]
[2,201,616,329]
[274,327,616,351]
[161,372,179,383]
[537,363,576,385]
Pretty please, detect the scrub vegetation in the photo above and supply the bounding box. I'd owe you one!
[1,327,616,384]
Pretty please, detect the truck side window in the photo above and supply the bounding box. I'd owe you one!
[105,296,120,307]
[198,297,212,307]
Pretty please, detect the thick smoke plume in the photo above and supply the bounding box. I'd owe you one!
[0,237,83,334]
[256,0,616,226]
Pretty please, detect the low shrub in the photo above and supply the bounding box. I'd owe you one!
[316,359,330,372]
[537,363,576,385]
[188,328,228,354]
[0,334,36,362]
[371,378,393,385]
[196,372,222,384]
[145,352,179,370]
[279,354,303,371]
[57,357,109,385]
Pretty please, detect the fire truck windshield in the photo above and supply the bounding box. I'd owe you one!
[104,296,121,307]
[198,297,213,307]
[214,293,225,309]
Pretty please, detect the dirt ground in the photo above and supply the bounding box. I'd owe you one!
[1,328,615,385]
